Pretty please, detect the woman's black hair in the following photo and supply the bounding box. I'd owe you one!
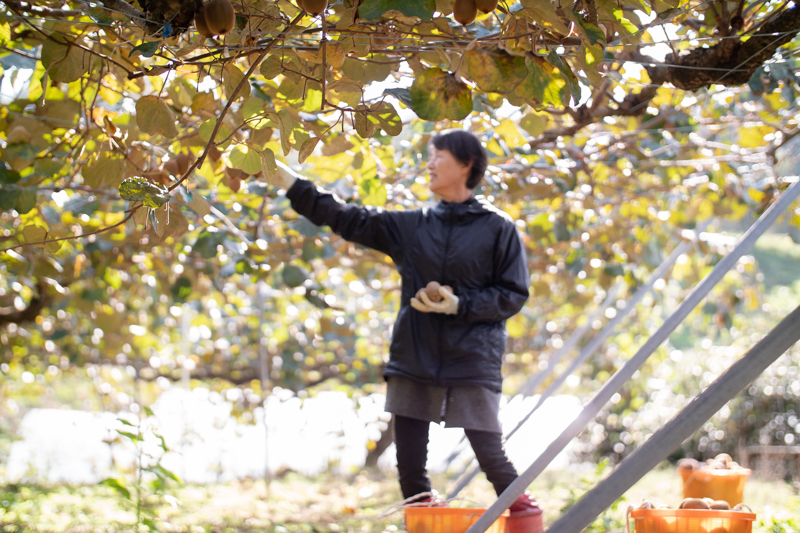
[431,130,488,190]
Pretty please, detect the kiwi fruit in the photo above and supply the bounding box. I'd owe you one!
[679,498,710,510]
[207,144,223,162]
[195,4,214,38]
[422,281,454,303]
[163,159,180,176]
[714,453,732,468]
[302,0,328,15]
[475,0,498,12]
[709,500,731,510]
[203,0,235,36]
[175,153,192,175]
[453,0,477,25]
[677,458,699,471]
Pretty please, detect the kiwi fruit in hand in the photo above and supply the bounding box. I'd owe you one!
[453,0,477,25]
[202,0,236,36]
[417,281,454,303]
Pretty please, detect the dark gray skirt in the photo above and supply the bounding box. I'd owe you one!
[384,376,502,433]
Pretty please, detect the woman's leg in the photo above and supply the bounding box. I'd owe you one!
[464,429,518,496]
[394,414,433,500]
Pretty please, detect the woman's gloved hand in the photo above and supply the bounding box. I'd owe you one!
[268,160,300,190]
[410,286,459,315]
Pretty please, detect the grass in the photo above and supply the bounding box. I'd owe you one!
[1,464,798,533]
[752,233,800,288]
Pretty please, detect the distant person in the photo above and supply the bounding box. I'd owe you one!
[267,129,538,514]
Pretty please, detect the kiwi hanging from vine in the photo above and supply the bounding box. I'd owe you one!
[453,0,478,25]
[475,0,499,13]
[302,0,328,16]
[203,0,236,36]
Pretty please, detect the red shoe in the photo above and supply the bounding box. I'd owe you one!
[508,492,541,516]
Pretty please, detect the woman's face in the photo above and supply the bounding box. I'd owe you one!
[426,146,471,198]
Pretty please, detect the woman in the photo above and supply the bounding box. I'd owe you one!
[269,130,538,514]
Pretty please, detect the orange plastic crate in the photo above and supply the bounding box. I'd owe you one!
[679,468,751,506]
[629,508,756,533]
[404,507,509,533]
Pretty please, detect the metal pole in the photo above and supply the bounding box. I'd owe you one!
[257,279,271,491]
[448,226,703,499]
[464,178,800,533]
[518,282,623,397]
[548,304,800,533]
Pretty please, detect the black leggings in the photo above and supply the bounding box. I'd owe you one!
[394,414,518,499]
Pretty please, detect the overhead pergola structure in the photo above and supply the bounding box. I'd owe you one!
[465,175,800,533]
[445,221,709,499]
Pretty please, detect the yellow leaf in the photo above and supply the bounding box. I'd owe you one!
[135,96,178,139]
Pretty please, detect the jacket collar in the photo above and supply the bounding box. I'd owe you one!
[432,195,493,224]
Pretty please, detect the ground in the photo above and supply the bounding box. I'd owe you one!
[0,464,798,532]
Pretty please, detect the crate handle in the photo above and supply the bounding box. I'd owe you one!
[625,505,633,533]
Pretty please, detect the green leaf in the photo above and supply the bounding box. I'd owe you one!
[514,56,567,108]
[553,220,570,242]
[41,36,87,83]
[277,109,293,156]
[0,165,21,185]
[465,48,528,94]
[15,186,36,214]
[119,177,170,208]
[371,102,403,136]
[260,148,278,179]
[192,230,224,259]
[99,478,131,500]
[82,154,126,188]
[198,119,233,149]
[547,50,580,104]
[521,0,569,34]
[143,406,154,417]
[136,96,179,139]
[171,277,192,301]
[155,464,183,483]
[223,64,251,100]
[358,0,435,21]
[0,21,9,46]
[573,16,606,46]
[298,137,320,164]
[242,97,265,120]
[0,185,22,210]
[260,55,282,79]
[129,41,160,58]
[519,112,547,137]
[410,68,472,121]
[117,430,141,442]
[283,264,309,287]
[359,176,387,206]
[229,145,262,174]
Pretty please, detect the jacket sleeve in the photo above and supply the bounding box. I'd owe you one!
[285,178,408,261]
[455,222,529,323]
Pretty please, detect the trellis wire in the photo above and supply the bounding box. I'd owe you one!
[463,176,800,533]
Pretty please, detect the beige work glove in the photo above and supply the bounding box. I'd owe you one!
[268,160,300,190]
[410,286,459,315]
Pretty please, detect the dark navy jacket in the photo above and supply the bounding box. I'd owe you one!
[286,178,530,392]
